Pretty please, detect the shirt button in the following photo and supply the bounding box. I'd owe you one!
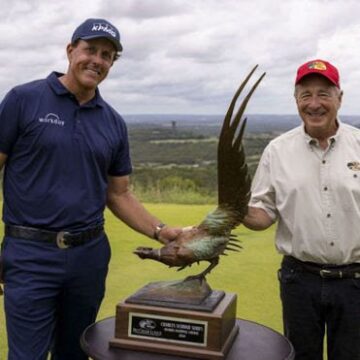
[330,242,334,246]
[322,160,326,164]
[354,174,358,178]
[327,213,331,218]
[323,186,328,191]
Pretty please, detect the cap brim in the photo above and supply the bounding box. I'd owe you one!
[296,71,339,88]
[78,35,122,52]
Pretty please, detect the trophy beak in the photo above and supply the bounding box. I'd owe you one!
[134,247,161,260]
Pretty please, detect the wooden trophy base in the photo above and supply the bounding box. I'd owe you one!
[110,280,239,360]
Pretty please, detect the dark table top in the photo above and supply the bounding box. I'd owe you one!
[81,317,295,360]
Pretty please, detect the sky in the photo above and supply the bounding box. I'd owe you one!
[1,0,360,116]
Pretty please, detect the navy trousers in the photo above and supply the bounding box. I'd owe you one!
[279,257,360,360]
[1,232,111,360]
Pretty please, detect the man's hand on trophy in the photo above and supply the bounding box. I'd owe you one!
[155,225,183,245]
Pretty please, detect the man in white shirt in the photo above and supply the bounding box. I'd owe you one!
[243,59,360,360]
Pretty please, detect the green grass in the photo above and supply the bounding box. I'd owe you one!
[0,203,282,358]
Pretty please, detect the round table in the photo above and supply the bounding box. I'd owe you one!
[81,317,295,360]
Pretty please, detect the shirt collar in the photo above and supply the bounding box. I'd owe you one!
[302,118,343,146]
[46,71,105,108]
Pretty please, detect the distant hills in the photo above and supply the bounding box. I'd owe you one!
[124,114,360,133]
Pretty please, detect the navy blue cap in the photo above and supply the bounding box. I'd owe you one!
[71,18,123,52]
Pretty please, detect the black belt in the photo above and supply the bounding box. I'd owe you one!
[5,224,104,249]
[283,256,360,279]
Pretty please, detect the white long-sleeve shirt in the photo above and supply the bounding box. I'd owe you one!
[250,120,360,264]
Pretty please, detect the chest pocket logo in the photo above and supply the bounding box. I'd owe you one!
[38,113,64,126]
[347,161,360,171]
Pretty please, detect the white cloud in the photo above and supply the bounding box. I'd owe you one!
[1,0,360,116]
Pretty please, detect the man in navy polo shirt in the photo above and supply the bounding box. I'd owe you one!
[0,18,179,360]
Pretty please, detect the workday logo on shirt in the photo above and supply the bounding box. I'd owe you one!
[38,113,64,126]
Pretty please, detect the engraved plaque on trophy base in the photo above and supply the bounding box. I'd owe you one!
[110,280,239,360]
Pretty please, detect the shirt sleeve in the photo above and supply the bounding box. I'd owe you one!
[0,89,21,155]
[249,145,278,221]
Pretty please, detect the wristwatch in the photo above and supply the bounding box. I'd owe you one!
[154,223,166,240]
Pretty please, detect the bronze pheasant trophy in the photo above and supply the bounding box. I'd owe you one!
[134,65,265,281]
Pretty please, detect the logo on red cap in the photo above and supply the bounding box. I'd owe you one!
[308,61,327,71]
[295,59,340,88]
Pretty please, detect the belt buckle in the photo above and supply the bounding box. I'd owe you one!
[320,269,342,278]
[320,269,333,278]
[56,231,70,249]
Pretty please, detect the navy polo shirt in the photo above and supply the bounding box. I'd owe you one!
[0,72,132,231]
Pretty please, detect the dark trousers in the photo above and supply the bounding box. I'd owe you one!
[1,233,111,360]
[279,257,360,360]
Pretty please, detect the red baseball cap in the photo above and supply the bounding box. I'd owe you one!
[295,59,340,88]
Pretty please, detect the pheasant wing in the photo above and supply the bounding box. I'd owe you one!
[200,66,266,235]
